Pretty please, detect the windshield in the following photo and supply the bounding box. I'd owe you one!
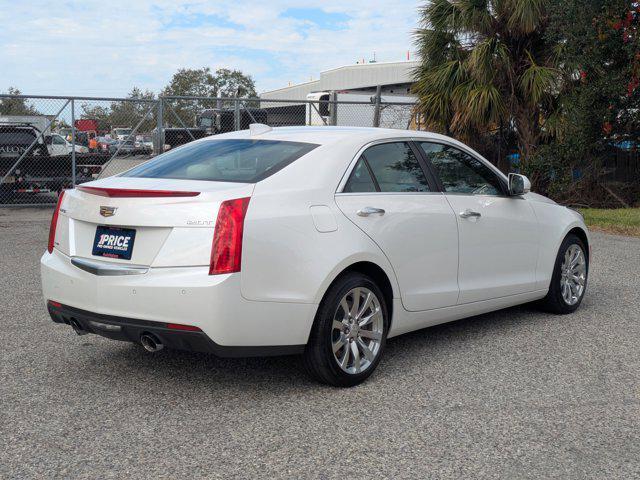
[114,129,132,135]
[124,139,318,183]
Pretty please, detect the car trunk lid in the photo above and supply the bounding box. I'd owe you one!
[60,177,254,267]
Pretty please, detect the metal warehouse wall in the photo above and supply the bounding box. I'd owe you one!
[260,60,419,101]
[318,60,419,92]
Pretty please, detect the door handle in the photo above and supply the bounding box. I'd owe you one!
[357,206,385,217]
[459,209,481,219]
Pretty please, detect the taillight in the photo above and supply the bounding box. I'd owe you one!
[47,191,65,254]
[166,323,202,332]
[209,197,251,275]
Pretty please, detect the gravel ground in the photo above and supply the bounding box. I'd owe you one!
[1,208,638,479]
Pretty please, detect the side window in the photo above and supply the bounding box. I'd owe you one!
[420,142,503,196]
[343,158,377,193]
[362,142,431,193]
[52,135,65,145]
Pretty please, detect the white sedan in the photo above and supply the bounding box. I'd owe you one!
[41,125,589,387]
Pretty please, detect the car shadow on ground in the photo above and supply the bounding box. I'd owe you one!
[76,303,542,392]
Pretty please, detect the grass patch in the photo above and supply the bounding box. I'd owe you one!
[579,208,640,237]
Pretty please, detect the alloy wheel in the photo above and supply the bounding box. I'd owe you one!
[560,244,587,306]
[331,287,384,374]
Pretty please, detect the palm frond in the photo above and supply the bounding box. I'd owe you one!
[466,37,510,83]
[413,0,563,165]
[506,0,545,34]
[451,80,506,131]
[457,0,494,35]
[413,28,464,67]
[417,91,455,130]
[519,51,560,105]
[422,0,463,33]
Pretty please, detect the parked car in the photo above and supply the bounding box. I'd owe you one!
[0,124,48,158]
[96,137,138,156]
[46,134,89,156]
[134,134,153,154]
[96,136,117,154]
[112,127,133,141]
[1,126,92,202]
[114,139,136,155]
[1,124,49,200]
[41,126,590,386]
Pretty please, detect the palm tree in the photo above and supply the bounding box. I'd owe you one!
[413,0,563,166]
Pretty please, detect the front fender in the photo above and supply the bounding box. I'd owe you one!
[531,202,590,290]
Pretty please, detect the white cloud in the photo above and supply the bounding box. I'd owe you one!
[0,0,421,97]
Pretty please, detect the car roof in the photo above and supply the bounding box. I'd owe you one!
[210,126,462,147]
[192,126,506,182]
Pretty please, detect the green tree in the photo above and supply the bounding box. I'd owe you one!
[161,67,256,126]
[413,0,565,166]
[212,68,257,98]
[534,0,639,203]
[547,0,639,153]
[0,87,40,115]
[108,87,157,133]
[161,67,217,98]
[80,87,157,134]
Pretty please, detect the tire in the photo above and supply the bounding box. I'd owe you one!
[538,234,589,314]
[303,272,389,387]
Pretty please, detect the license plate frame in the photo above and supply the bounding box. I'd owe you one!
[92,226,136,260]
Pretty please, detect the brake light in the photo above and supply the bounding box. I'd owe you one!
[166,323,202,332]
[48,191,65,254]
[48,300,62,308]
[209,197,251,275]
[77,186,200,198]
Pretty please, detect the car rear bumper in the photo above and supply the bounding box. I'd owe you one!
[47,302,303,357]
[41,249,316,355]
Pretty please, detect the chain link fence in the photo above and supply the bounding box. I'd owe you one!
[0,93,418,206]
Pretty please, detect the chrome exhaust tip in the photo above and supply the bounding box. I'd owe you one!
[140,333,164,353]
[69,318,88,336]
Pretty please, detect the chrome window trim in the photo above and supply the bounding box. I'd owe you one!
[441,191,508,199]
[335,191,444,197]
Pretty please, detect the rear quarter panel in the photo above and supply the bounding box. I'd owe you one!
[240,144,400,305]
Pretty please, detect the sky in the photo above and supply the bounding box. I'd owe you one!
[0,0,421,98]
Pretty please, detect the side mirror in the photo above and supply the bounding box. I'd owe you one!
[44,136,53,145]
[508,173,531,196]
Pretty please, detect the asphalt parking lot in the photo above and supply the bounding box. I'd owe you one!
[1,208,638,479]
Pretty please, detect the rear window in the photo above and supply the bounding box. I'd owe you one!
[124,139,318,183]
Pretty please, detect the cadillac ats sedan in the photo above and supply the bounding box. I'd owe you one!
[41,125,590,387]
